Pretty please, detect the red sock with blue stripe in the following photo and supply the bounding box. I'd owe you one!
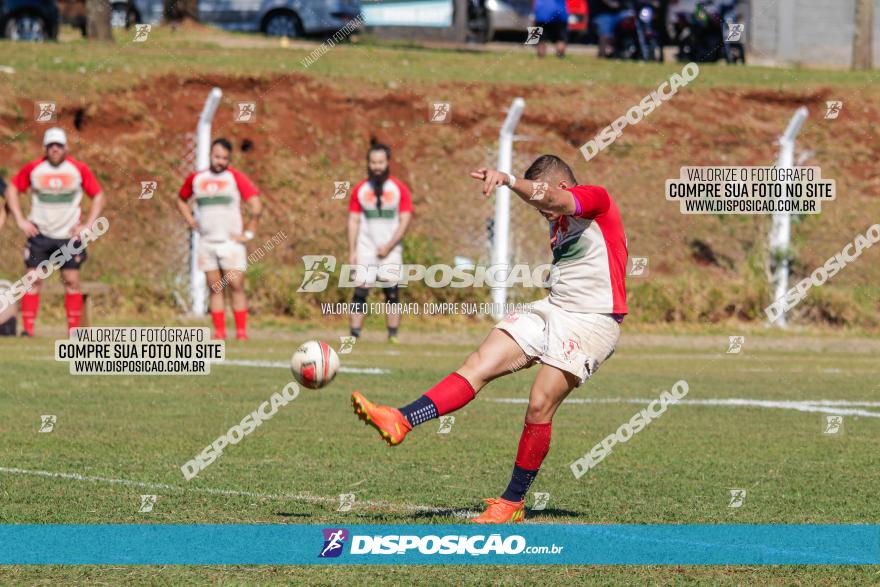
[501,421,552,503]
[398,372,476,427]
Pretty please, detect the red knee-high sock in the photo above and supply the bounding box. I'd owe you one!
[514,421,552,469]
[233,309,248,340]
[501,421,552,503]
[211,310,226,339]
[21,292,40,336]
[65,293,84,335]
[398,372,476,427]
[425,372,476,415]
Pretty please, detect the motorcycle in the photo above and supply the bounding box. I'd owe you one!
[719,0,745,63]
[673,0,745,63]
[613,0,663,62]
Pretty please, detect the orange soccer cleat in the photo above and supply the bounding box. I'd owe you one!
[471,497,525,524]
[351,391,412,446]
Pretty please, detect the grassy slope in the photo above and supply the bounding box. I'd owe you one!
[2,26,880,92]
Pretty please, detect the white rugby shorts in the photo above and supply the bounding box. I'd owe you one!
[197,239,247,273]
[495,297,620,385]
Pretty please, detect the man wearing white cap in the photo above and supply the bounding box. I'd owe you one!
[5,128,106,336]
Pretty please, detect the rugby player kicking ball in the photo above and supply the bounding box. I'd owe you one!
[351,154,628,523]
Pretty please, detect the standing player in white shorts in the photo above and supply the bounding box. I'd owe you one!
[347,142,413,343]
[351,154,627,523]
[177,138,263,340]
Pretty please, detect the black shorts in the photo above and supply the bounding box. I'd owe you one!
[24,234,88,270]
[535,20,568,43]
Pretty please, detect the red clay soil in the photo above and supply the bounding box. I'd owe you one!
[1,73,877,324]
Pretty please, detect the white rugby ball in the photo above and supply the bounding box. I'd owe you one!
[290,340,340,389]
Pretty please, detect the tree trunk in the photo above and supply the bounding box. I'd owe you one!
[852,0,874,70]
[164,0,199,23]
[451,0,468,43]
[86,0,113,40]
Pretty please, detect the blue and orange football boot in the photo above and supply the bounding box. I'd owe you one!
[351,391,412,446]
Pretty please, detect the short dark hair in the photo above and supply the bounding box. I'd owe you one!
[524,154,577,185]
[211,137,233,152]
[367,138,391,161]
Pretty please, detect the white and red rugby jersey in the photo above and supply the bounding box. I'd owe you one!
[348,176,413,254]
[179,167,258,242]
[12,157,102,239]
[548,185,628,315]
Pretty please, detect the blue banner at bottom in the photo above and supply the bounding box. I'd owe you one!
[1,525,878,565]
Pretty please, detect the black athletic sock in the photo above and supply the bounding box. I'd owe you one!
[501,465,539,503]
[350,327,361,338]
[388,327,398,337]
[398,395,438,427]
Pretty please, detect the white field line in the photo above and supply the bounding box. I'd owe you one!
[487,397,880,418]
[0,466,475,518]
[219,359,388,375]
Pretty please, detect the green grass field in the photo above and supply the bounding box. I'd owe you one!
[1,325,878,583]
[2,23,879,98]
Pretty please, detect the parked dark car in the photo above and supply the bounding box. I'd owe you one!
[1,0,58,40]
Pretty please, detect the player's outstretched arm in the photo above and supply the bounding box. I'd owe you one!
[469,168,576,215]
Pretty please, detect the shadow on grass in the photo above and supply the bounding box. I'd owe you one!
[333,505,584,522]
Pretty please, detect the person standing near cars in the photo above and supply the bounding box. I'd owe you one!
[534,0,569,58]
[591,0,626,57]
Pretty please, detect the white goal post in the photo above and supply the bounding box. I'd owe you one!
[767,105,808,327]
[490,97,525,319]
[189,87,223,316]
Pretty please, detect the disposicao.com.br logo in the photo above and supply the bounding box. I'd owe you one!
[319,528,349,558]
[319,529,563,558]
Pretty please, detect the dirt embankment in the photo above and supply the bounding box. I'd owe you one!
[1,73,877,326]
